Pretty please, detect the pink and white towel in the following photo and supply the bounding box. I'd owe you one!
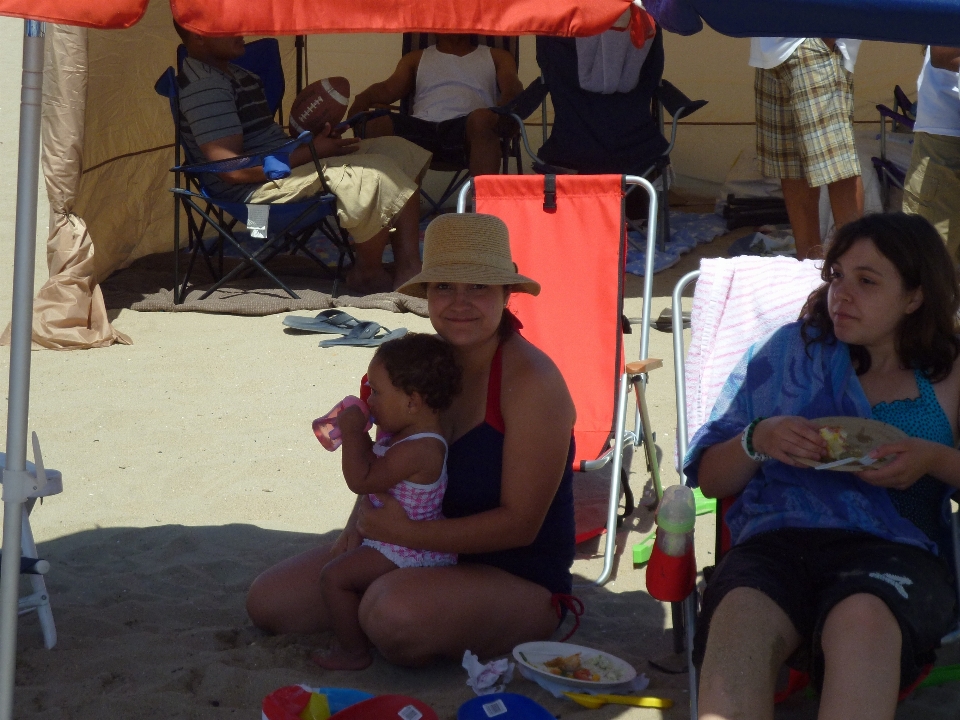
[684,256,824,450]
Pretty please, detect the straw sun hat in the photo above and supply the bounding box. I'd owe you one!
[397,213,540,299]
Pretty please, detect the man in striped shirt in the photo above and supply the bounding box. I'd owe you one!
[175,25,432,294]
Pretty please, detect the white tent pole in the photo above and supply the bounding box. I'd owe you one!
[0,19,45,720]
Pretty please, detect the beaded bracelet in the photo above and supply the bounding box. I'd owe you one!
[741,417,771,462]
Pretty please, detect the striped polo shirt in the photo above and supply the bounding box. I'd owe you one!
[178,57,290,201]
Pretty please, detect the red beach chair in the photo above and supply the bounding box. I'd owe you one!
[459,173,664,586]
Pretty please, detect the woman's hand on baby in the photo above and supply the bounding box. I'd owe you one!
[357,493,410,544]
[332,525,363,556]
[753,416,827,466]
[338,405,369,434]
[858,438,941,490]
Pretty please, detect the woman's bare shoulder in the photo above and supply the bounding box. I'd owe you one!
[500,335,575,417]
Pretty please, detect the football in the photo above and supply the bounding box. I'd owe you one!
[289,77,350,137]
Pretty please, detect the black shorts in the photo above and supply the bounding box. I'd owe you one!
[693,528,957,692]
[389,113,470,166]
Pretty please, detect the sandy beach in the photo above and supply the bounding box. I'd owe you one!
[2,17,960,720]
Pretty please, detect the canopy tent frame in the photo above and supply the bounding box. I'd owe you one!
[4,0,960,718]
[0,20,45,720]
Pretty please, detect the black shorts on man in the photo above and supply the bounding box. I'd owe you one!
[389,113,472,167]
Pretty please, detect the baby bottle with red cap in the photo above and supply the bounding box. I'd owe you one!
[646,484,697,602]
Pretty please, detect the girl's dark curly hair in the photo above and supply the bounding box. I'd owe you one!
[800,212,960,381]
[373,332,463,411]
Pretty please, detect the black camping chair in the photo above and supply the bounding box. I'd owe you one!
[497,29,707,252]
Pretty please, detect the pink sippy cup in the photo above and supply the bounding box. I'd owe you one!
[312,396,372,451]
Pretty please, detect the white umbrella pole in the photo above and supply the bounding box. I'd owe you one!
[0,20,45,720]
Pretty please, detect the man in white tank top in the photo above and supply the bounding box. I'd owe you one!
[903,46,960,264]
[349,34,523,176]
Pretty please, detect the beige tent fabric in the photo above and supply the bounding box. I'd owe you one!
[2,2,297,349]
[0,23,131,349]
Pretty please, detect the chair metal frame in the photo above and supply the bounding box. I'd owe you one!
[156,41,353,303]
[873,85,916,211]
[456,174,664,587]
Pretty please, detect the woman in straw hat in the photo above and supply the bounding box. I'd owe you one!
[247,213,578,663]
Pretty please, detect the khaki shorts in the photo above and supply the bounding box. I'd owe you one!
[902,131,960,264]
[755,39,860,187]
[247,136,431,243]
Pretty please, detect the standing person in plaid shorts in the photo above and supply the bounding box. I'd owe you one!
[751,38,864,260]
[312,333,462,671]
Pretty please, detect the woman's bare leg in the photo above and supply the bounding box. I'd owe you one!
[358,564,558,665]
[315,547,399,671]
[818,594,900,720]
[698,587,801,720]
[246,543,340,634]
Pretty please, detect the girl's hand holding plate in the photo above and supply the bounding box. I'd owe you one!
[858,438,946,490]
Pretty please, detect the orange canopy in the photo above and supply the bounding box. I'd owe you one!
[0,0,148,28]
[0,0,630,35]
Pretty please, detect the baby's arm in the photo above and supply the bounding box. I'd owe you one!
[342,433,445,495]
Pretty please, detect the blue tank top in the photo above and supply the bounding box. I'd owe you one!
[443,343,576,595]
[872,369,955,552]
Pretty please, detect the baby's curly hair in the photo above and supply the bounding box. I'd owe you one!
[372,333,462,411]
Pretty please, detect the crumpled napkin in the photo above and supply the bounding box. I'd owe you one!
[462,651,515,695]
[516,664,651,698]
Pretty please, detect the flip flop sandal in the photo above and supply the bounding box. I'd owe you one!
[282,309,360,334]
[318,322,408,348]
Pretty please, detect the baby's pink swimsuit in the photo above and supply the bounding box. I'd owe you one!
[362,432,457,568]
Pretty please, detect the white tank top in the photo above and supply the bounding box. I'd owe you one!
[913,46,960,138]
[411,45,499,123]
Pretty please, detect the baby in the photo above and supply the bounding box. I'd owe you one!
[314,333,462,670]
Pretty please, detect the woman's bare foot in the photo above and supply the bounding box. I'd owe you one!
[312,643,373,671]
[345,266,393,295]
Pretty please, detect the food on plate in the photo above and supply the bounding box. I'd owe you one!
[819,426,849,460]
[542,653,601,682]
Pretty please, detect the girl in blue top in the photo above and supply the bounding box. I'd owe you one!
[688,213,960,720]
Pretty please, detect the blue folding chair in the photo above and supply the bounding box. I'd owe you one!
[155,39,352,302]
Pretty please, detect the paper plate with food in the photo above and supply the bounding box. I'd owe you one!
[513,641,636,690]
[792,417,908,472]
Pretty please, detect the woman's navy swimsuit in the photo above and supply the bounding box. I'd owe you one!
[443,343,576,595]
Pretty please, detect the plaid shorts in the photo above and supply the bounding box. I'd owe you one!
[755,39,861,187]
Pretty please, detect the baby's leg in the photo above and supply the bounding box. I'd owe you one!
[316,546,398,670]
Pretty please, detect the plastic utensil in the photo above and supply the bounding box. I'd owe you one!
[814,454,876,470]
[562,692,673,709]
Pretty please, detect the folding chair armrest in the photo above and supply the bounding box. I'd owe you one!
[175,131,314,179]
[876,104,915,131]
[656,79,707,121]
[344,108,391,139]
[893,85,914,115]
[626,358,663,375]
[498,77,549,121]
